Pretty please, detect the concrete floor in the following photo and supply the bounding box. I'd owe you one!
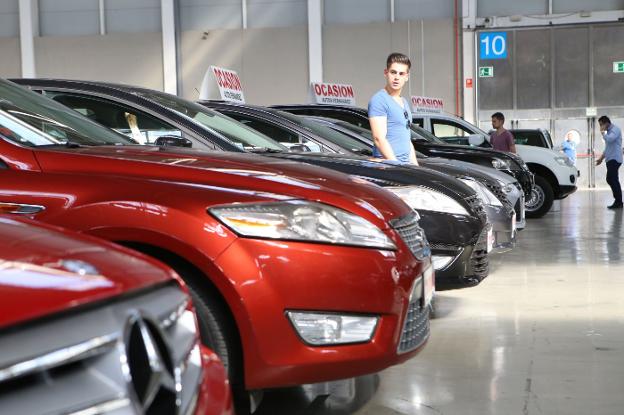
[256,189,624,415]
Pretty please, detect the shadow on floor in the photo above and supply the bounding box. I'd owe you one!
[254,374,381,415]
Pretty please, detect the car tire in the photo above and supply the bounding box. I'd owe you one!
[185,282,252,415]
[525,175,554,218]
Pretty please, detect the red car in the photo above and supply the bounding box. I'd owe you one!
[0,79,432,412]
[0,215,233,415]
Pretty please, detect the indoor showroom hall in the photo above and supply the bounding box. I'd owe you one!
[255,189,624,415]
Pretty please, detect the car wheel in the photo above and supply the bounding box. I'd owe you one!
[185,282,253,414]
[525,175,554,218]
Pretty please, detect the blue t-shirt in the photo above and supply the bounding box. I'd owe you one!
[603,123,623,163]
[561,140,576,165]
[368,89,412,163]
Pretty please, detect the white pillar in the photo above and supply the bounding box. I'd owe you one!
[241,0,247,29]
[462,31,476,124]
[99,0,106,35]
[307,0,323,83]
[390,0,395,23]
[161,0,178,94]
[18,0,38,78]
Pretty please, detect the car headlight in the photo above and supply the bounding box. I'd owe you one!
[458,178,503,207]
[555,156,574,167]
[209,200,396,249]
[286,311,379,345]
[387,186,469,216]
[502,183,515,194]
[491,158,511,170]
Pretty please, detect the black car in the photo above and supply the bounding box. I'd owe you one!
[13,78,491,287]
[272,104,535,198]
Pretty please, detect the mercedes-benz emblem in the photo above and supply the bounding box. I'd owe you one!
[125,315,178,414]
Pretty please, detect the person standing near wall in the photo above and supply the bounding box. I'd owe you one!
[595,115,623,209]
[560,130,578,166]
[490,112,516,154]
[368,53,418,165]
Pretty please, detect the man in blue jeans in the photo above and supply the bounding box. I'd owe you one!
[596,115,623,209]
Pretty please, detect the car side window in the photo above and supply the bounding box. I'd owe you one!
[224,112,319,150]
[432,120,471,138]
[42,91,186,145]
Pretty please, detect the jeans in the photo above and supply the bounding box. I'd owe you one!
[606,159,622,204]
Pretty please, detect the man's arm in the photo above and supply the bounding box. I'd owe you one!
[370,116,397,160]
[603,126,620,143]
[507,132,517,154]
[408,143,419,165]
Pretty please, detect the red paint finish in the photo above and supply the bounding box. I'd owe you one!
[0,216,233,415]
[0,138,427,389]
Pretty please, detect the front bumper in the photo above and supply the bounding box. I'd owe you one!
[431,224,492,289]
[484,204,516,252]
[558,184,577,199]
[213,237,430,390]
[195,346,235,415]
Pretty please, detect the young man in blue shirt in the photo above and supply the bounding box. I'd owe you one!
[596,115,623,209]
[368,53,418,165]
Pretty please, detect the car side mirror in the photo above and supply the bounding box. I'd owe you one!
[288,144,312,152]
[468,134,485,146]
[154,135,193,148]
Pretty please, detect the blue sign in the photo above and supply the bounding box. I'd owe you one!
[480,32,507,60]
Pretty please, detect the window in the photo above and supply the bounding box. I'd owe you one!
[224,112,320,152]
[431,119,476,145]
[43,92,185,146]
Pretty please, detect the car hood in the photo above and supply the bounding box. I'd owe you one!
[0,216,173,329]
[422,157,517,186]
[264,151,476,200]
[33,146,412,225]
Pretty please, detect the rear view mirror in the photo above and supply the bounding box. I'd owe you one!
[154,135,193,148]
[468,134,485,146]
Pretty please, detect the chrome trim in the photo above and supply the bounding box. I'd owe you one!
[0,334,117,382]
[68,397,132,415]
[0,202,45,215]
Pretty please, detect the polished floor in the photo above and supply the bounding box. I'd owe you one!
[256,189,624,415]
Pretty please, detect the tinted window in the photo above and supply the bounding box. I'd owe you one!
[45,92,185,145]
[0,80,134,147]
[511,130,547,148]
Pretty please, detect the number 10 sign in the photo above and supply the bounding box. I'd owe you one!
[480,32,507,60]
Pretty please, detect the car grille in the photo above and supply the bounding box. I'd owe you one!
[397,287,430,354]
[390,212,431,261]
[0,284,203,415]
[470,227,490,279]
[485,183,514,210]
[464,194,487,222]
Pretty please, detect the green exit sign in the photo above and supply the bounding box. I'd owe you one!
[479,66,494,77]
[614,62,624,73]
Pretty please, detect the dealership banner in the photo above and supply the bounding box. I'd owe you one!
[411,96,444,114]
[199,66,245,103]
[311,82,355,105]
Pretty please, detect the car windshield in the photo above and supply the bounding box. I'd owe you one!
[0,80,135,147]
[132,89,286,151]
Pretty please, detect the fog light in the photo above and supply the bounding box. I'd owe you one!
[432,255,454,270]
[286,311,378,345]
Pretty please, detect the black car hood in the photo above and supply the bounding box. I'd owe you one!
[265,152,476,200]
[419,157,498,186]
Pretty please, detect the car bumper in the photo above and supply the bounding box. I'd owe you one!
[194,346,235,415]
[430,224,492,288]
[557,184,577,199]
[484,204,516,252]
[213,238,430,390]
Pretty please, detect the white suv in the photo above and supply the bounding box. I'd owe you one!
[413,112,579,218]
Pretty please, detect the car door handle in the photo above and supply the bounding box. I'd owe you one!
[0,203,45,214]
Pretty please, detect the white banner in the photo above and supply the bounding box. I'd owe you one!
[200,66,245,103]
[311,82,355,105]
[410,95,444,114]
